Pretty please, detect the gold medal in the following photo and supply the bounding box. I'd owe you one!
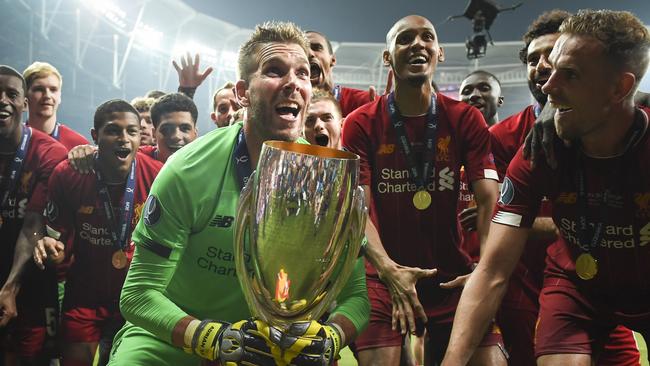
[575,253,598,280]
[112,250,128,270]
[413,190,432,210]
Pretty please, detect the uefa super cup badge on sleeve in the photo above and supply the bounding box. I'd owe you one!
[234,141,367,330]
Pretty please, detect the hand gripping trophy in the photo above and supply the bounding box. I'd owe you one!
[234,141,367,365]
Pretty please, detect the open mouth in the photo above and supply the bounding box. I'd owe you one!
[114,148,131,160]
[168,144,184,151]
[276,102,300,119]
[314,133,329,147]
[0,110,12,120]
[535,79,548,89]
[551,102,573,113]
[310,62,322,84]
[408,55,428,65]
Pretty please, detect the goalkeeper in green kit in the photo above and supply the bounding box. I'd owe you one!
[107,21,369,366]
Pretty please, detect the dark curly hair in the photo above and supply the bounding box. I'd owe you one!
[150,92,198,128]
[519,10,571,63]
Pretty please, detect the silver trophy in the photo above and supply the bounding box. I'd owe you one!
[234,141,366,329]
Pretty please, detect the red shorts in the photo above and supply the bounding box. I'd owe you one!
[1,266,59,359]
[61,306,124,343]
[535,283,648,363]
[497,306,537,366]
[354,276,503,362]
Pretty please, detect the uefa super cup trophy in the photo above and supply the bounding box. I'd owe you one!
[234,141,367,329]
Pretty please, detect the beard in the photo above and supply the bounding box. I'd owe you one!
[527,79,548,106]
[247,100,303,143]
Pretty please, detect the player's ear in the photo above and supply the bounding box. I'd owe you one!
[382,50,391,67]
[91,128,98,144]
[437,47,445,63]
[498,96,504,106]
[235,80,250,108]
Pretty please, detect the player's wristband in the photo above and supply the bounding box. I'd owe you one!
[326,322,345,349]
[188,319,228,361]
[182,319,201,353]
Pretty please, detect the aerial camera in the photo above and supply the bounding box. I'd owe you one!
[446,0,523,59]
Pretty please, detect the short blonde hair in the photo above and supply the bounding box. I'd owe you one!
[238,21,310,83]
[23,62,62,90]
[560,10,650,86]
[131,97,156,113]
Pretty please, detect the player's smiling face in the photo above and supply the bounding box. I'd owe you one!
[384,15,443,86]
[27,74,61,120]
[0,74,26,142]
[525,33,559,105]
[154,111,197,158]
[94,112,140,173]
[542,34,619,141]
[239,42,312,143]
[459,73,502,125]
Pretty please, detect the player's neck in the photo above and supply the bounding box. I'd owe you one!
[156,144,171,163]
[243,123,262,168]
[581,103,638,158]
[486,113,499,127]
[28,115,57,135]
[0,123,24,154]
[394,82,433,116]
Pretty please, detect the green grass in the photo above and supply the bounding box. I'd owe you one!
[337,333,648,365]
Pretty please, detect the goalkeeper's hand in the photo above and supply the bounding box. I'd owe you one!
[270,320,343,366]
[185,318,276,365]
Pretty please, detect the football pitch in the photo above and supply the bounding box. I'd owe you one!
[337,333,649,365]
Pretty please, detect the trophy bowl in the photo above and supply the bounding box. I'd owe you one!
[234,141,366,329]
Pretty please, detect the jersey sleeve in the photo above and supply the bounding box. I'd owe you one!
[492,147,544,228]
[122,163,197,343]
[330,258,369,334]
[459,107,498,183]
[26,142,67,214]
[342,113,373,187]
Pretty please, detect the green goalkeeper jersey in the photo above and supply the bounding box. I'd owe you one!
[119,122,369,345]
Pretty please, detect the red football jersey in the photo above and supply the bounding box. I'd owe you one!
[489,106,553,311]
[138,145,163,162]
[46,153,161,308]
[339,86,371,117]
[457,168,480,262]
[56,123,89,151]
[495,107,650,313]
[0,128,67,282]
[343,93,497,313]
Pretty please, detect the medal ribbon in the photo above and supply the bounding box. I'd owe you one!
[233,129,253,191]
[387,92,438,191]
[95,156,137,251]
[1,125,32,208]
[333,85,341,102]
[51,123,60,140]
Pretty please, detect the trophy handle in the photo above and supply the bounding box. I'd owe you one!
[234,171,264,320]
[321,185,368,311]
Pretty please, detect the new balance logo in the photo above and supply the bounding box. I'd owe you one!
[210,215,234,228]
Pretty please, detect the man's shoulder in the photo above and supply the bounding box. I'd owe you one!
[50,159,88,187]
[491,106,535,135]
[136,152,163,175]
[58,124,89,144]
[29,128,68,164]
[437,93,481,125]
[344,96,383,125]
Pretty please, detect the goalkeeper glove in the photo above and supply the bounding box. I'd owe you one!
[270,320,343,366]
